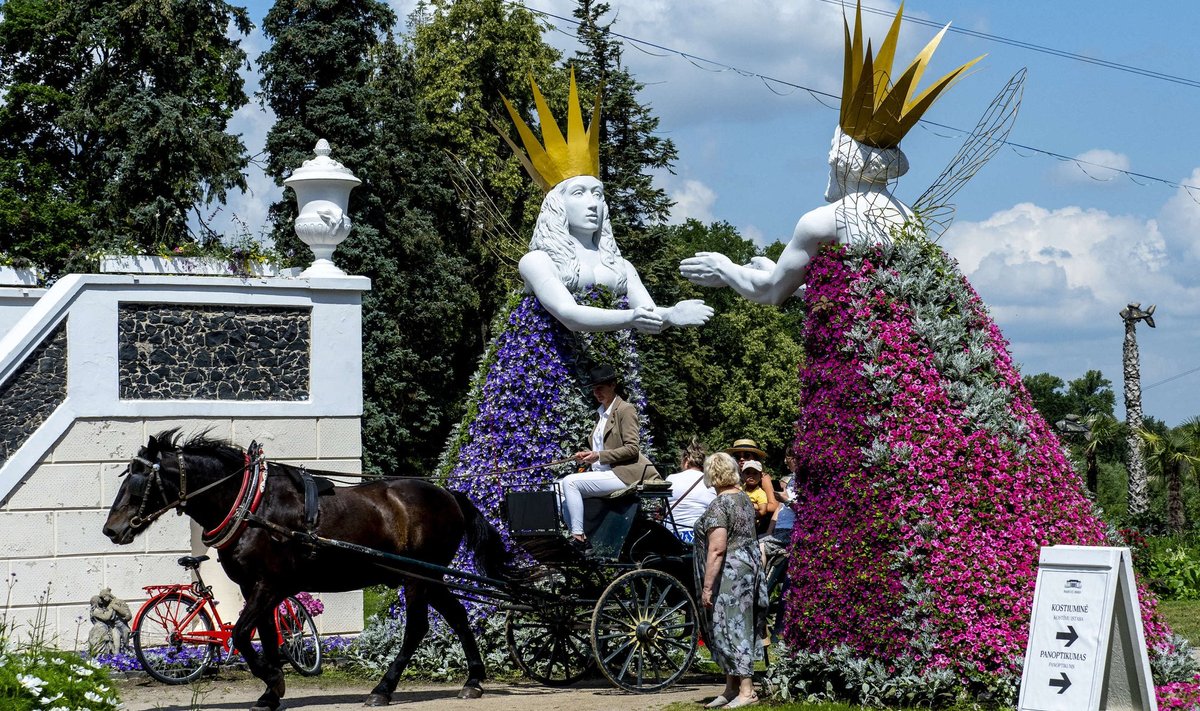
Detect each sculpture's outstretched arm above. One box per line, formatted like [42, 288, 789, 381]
[680, 206, 834, 305]
[519, 251, 664, 333]
[623, 260, 714, 329]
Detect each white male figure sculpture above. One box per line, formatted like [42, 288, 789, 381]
[680, 125, 916, 301]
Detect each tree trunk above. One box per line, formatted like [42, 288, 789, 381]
[1168, 461, 1187, 532]
[1086, 448, 1098, 495]
[1122, 316, 1148, 516]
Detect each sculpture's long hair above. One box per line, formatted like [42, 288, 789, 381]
[529, 180, 627, 294]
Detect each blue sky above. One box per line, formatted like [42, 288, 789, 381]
[230, 0, 1200, 425]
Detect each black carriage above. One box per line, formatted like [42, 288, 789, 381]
[498, 479, 701, 692]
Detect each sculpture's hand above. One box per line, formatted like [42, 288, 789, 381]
[668, 299, 714, 327]
[679, 252, 734, 288]
[747, 256, 776, 272]
[630, 306, 664, 334]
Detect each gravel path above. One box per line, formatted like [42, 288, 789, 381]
[115, 671, 724, 711]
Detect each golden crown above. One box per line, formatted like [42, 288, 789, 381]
[840, 2, 983, 149]
[500, 69, 601, 193]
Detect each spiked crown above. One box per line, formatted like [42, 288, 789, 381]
[840, 2, 983, 148]
[500, 69, 601, 193]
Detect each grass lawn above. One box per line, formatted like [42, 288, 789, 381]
[1159, 598, 1200, 645]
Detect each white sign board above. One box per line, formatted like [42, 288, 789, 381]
[1018, 546, 1157, 711]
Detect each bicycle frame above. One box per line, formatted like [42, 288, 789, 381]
[135, 584, 306, 653]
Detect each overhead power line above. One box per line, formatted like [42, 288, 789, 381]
[814, 0, 1200, 90]
[524, 3, 1200, 199]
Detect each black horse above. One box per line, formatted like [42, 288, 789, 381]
[103, 430, 510, 710]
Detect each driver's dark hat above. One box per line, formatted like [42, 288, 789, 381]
[584, 364, 619, 388]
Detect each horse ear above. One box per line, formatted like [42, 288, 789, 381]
[147, 435, 160, 454]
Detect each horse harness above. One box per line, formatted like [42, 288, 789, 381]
[125, 441, 324, 551]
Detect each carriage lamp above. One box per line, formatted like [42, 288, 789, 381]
[284, 139, 362, 278]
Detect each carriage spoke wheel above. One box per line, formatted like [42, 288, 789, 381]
[278, 596, 323, 676]
[505, 603, 594, 686]
[590, 569, 698, 692]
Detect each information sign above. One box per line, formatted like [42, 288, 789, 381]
[1018, 546, 1156, 711]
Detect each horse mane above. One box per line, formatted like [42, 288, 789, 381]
[151, 428, 246, 468]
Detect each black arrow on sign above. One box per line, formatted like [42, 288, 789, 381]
[1056, 625, 1079, 647]
[1049, 672, 1072, 694]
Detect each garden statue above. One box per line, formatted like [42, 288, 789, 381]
[676, 2, 1194, 704]
[87, 587, 131, 655]
[442, 70, 710, 541]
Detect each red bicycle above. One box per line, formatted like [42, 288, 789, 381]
[131, 555, 322, 684]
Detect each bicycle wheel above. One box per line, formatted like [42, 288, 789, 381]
[133, 592, 219, 684]
[278, 597, 322, 676]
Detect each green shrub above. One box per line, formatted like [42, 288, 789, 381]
[1145, 536, 1200, 600]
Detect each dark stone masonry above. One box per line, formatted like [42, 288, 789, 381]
[0, 323, 67, 468]
[118, 304, 311, 401]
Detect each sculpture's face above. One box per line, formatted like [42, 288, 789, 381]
[825, 128, 855, 202]
[561, 175, 604, 236]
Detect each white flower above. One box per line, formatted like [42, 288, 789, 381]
[40, 691, 64, 703]
[71, 665, 94, 676]
[84, 690, 107, 703]
[17, 673, 45, 694]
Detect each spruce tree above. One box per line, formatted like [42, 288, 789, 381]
[258, 0, 396, 263]
[258, 2, 482, 474]
[410, 0, 560, 323]
[570, 0, 677, 234]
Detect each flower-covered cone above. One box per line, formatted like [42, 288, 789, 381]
[440, 287, 648, 544]
[782, 236, 1188, 698]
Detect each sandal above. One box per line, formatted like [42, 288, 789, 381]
[703, 695, 730, 708]
[724, 694, 758, 709]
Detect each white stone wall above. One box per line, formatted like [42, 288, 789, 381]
[0, 416, 365, 649]
[0, 274, 372, 651]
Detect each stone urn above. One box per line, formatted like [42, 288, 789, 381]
[284, 139, 361, 278]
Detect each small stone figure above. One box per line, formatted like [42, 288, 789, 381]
[87, 587, 132, 655]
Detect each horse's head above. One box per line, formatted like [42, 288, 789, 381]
[103, 432, 179, 544]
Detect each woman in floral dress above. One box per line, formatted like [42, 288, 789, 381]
[695, 452, 767, 709]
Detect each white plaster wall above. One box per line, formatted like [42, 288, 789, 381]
[0, 287, 46, 337]
[0, 274, 372, 651]
[0, 416, 365, 650]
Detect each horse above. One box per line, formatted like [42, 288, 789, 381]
[102, 430, 510, 711]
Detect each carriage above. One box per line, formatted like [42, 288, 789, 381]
[103, 433, 705, 709]
[496, 479, 700, 692]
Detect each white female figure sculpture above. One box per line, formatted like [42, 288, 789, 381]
[443, 71, 709, 542]
[515, 83, 711, 333]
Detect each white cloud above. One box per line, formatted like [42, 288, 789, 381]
[1052, 148, 1130, 185]
[941, 184, 1200, 423]
[666, 179, 717, 224]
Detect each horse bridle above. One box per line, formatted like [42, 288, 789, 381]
[122, 450, 245, 529]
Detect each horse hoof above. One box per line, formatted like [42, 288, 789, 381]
[458, 685, 484, 699]
[364, 693, 391, 706]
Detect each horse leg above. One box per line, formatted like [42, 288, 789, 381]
[365, 585, 429, 707]
[428, 585, 486, 699]
[232, 588, 287, 711]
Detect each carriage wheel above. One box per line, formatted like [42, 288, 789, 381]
[590, 569, 698, 692]
[133, 593, 218, 684]
[278, 596, 323, 676]
[505, 603, 594, 686]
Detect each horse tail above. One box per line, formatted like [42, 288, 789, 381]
[451, 491, 512, 580]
